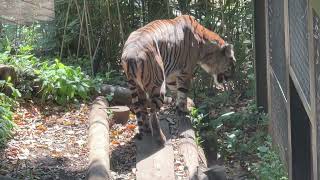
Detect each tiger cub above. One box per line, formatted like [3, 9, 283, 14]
[121, 15, 236, 145]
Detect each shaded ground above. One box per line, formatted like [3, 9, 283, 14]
[0, 98, 251, 180]
[0, 100, 191, 180]
[0, 100, 90, 179]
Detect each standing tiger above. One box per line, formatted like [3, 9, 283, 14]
[121, 15, 236, 145]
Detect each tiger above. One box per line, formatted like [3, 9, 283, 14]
[121, 15, 236, 145]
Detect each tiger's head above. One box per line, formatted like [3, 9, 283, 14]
[199, 41, 236, 84]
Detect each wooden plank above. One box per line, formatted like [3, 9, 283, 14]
[136, 119, 175, 180]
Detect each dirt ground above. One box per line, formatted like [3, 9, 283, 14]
[0, 99, 249, 180]
[0, 100, 192, 180]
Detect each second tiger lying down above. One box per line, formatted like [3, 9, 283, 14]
[121, 15, 236, 145]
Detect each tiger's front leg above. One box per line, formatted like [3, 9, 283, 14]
[176, 73, 191, 116]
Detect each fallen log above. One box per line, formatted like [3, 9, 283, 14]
[99, 84, 193, 107]
[178, 116, 205, 180]
[100, 84, 132, 106]
[177, 97, 227, 180]
[136, 119, 175, 180]
[178, 118, 228, 180]
[87, 96, 111, 180]
[176, 97, 223, 180]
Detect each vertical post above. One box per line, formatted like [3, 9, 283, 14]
[312, 2, 320, 180]
[253, 0, 268, 112]
[308, 0, 318, 179]
[283, 0, 292, 178]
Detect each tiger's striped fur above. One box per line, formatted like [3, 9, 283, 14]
[121, 15, 236, 145]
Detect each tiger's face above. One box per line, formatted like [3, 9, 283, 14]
[199, 42, 236, 84]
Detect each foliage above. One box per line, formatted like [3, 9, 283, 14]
[188, 107, 208, 145]
[0, 23, 57, 55]
[0, 46, 95, 105]
[0, 80, 20, 146]
[0, 94, 14, 146]
[36, 59, 92, 105]
[252, 138, 288, 180]
[190, 99, 288, 179]
[94, 62, 126, 87]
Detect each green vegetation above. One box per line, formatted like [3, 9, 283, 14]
[0, 47, 96, 104]
[189, 101, 288, 179]
[36, 59, 91, 104]
[0, 80, 20, 146]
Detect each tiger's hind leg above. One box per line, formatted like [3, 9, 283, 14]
[149, 85, 167, 145]
[128, 79, 149, 140]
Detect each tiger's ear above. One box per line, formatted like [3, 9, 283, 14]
[222, 43, 233, 57]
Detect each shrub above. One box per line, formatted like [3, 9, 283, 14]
[0, 80, 20, 146]
[252, 138, 288, 180]
[36, 59, 92, 104]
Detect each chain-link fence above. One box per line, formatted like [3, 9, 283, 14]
[264, 0, 320, 178]
[0, 0, 54, 25]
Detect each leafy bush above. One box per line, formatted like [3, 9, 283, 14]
[36, 59, 92, 104]
[0, 44, 96, 104]
[191, 100, 288, 179]
[252, 138, 288, 180]
[0, 95, 14, 145]
[0, 80, 20, 146]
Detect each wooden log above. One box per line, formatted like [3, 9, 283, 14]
[99, 84, 174, 106]
[178, 116, 203, 180]
[177, 97, 227, 180]
[100, 84, 132, 106]
[108, 105, 130, 125]
[136, 119, 175, 180]
[87, 96, 111, 180]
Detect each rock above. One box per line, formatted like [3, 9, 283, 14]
[0, 65, 17, 96]
[0, 65, 17, 84]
